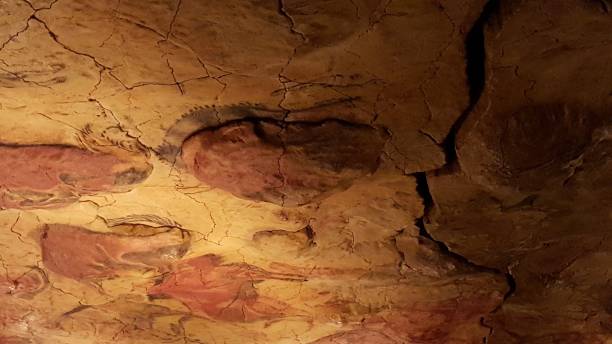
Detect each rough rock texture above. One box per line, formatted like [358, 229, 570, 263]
[425, 1, 612, 343]
[0, 0, 610, 343]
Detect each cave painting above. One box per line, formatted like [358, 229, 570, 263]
[148, 254, 305, 322]
[41, 224, 189, 280]
[0, 145, 151, 209]
[181, 120, 386, 206]
[0, 0, 610, 342]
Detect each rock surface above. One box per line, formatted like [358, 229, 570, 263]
[426, 1, 612, 343]
[0, 0, 609, 343]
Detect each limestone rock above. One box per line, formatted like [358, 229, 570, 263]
[426, 1, 612, 342]
[0, 0, 608, 343]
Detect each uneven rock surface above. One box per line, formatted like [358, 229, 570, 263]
[426, 1, 612, 343]
[0, 0, 609, 343]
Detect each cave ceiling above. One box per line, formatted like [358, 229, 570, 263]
[0, 0, 611, 343]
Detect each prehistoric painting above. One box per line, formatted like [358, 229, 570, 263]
[0, 1, 610, 343]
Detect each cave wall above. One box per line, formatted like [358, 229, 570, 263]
[0, 0, 610, 343]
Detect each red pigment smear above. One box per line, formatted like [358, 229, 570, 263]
[148, 254, 305, 322]
[41, 224, 187, 280]
[0, 302, 32, 339]
[0, 268, 46, 296]
[0, 336, 31, 344]
[0, 146, 122, 190]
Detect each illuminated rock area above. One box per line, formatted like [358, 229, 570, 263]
[0, 0, 610, 343]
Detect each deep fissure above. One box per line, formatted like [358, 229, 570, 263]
[441, 0, 501, 166]
[412, 1, 517, 340]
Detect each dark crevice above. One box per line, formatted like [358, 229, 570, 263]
[414, 172, 434, 212]
[413, 171, 517, 342]
[504, 271, 517, 300]
[480, 272, 516, 342]
[414, 173, 498, 274]
[596, 0, 610, 13]
[465, 0, 499, 104]
[441, 0, 501, 166]
[303, 224, 317, 247]
[392, 228, 406, 272]
[277, 0, 307, 42]
[419, 7, 516, 332]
